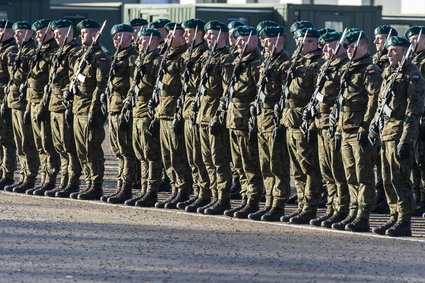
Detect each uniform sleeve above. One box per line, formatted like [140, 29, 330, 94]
[401, 74, 425, 143]
[89, 53, 110, 116]
[220, 54, 234, 97]
[360, 66, 382, 132]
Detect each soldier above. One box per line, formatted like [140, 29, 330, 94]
[276, 28, 324, 224]
[0, 20, 17, 190]
[43, 19, 82, 198]
[330, 30, 381, 232]
[289, 20, 314, 35]
[256, 20, 279, 55]
[192, 20, 234, 215]
[370, 36, 425, 236]
[122, 28, 162, 207]
[67, 19, 110, 201]
[149, 19, 171, 55]
[247, 26, 290, 222]
[129, 18, 148, 39]
[4, 21, 40, 193]
[227, 21, 244, 56]
[319, 28, 336, 35]
[24, 19, 60, 196]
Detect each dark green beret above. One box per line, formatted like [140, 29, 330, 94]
[182, 18, 205, 30]
[294, 27, 320, 39]
[77, 19, 101, 30]
[374, 25, 398, 36]
[164, 22, 183, 33]
[342, 30, 367, 48]
[130, 18, 148, 27]
[405, 26, 425, 39]
[0, 20, 14, 29]
[138, 28, 161, 38]
[12, 21, 32, 31]
[256, 20, 279, 32]
[289, 21, 314, 34]
[227, 21, 244, 30]
[111, 24, 134, 36]
[51, 19, 74, 31]
[385, 36, 411, 49]
[318, 31, 342, 46]
[31, 19, 51, 32]
[233, 25, 257, 38]
[259, 26, 284, 38]
[149, 18, 171, 29]
[319, 27, 336, 35]
[347, 28, 361, 33]
[204, 21, 228, 33]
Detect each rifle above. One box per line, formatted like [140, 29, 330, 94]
[190, 29, 222, 126]
[19, 22, 51, 102]
[248, 33, 281, 139]
[172, 25, 199, 131]
[328, 31, 363, 140]
[300, 28, 348, 136]
[368, 30, 421, 146]
[0, 20, 8, 53]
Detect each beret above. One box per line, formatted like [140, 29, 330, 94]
[259, 26, 285, 38]
[227, 21, 244, 30]
[256, 20, 279, 32]
[138, 27, 161, 38]
[346, 27, 361, 33]
[405, 26, 425, 39]
[77, 19, 101, 30]
[31, 19, 51, 32]
[12, 21, 32, 31]
[149, 18, 171, 28]
[164, 22, 183, 33]
[318, 31, 342, 46]
[130, 18, 148, 27]
[204, 21, 228, 33]
[294, 27, 320, 39]
[342, 30, 367, 48]
[319, 27, 336, 35]
[0, 20, 14, 29]
[385, 36, 411, 48]
[182, 18, 205, 30]
[233, 25, 257, 38]
[110, 23, 134, 36]
[51, 19, 74, 31]
[289, 21, 313, 34]
[374, 25, 398, 36]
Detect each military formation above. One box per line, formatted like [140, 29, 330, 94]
[0, 16, 425, 238]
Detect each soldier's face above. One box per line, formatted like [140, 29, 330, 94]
[205, 29, 226, 48]
[229, 30, 237, 47]
[14, 29, 32, 45]
[347, 41, 368, 60]
[409, 35, 425, 52]
[113, 32, 132, 49]
[297, 37, 317, 54]
[54, 27, 73, 46]
[137, 35, 159, 52]
[155, 27, 167, 42]
[0, 28, 14, 42]
[80, 28, 98, 46]
[373, 34, 387, 52]
[388, 46, 407, 66]
[183, 28, 199, 44]
[322, 41, 337, 60]
[35, 27, 54, 44]
[263, 37, 284, 54]
[236, 35, 258, 53]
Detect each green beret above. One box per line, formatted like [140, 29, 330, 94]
[138, 28, 161, 38]
[318, 31, 342, 46]
[182, 18, 205, 30]
[227, 21, 244, 30]
[294, 27, 320, 39]
[130, 18, 148, 27]
[233, 25, 257, 38]
[319, 27, 336, 35]
[374, 25, 398, 36]
[164, 22, 183, 33]
[385, 36, 411, 49]
[12, 21, 32, 31]
[405, 26, 425, 39]
[110, 24, 134, 36]
[289, 21, 314, 34]
[204, 21, 228, 33]
[31, 19, 51, 32]
[347, 28, 361, 33]
[0, 20, 14, 29]
[342, 30, 367, 48]
[149, 18, 171, 29]
[256, 20, 279, 32]
[51, 19, 74, 31]
[77, 19, 101, 30]
[259, 26, 284, 38]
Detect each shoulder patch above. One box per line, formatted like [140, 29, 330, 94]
[256, 65, 261, 69]
[11, 53, 16, 57]
[100, 57, 107, 61]
[224, 62, 232, 67]
[367, 69, 376, 75]
[412, 75, 421, 81]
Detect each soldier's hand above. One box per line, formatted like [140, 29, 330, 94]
[356, 131, 369, 148]
[190, 101, 198, 112]
[123, 101, 132, 111]
[36, 109, 48, 124]
[368, 123, 379, 141]
[63, 90, 73, 101]
[219, 100, 226, 111]
[88, 114, 96, 128]
[100, 93, 107, 104]
[302, 107, 312, 122]
[249, 104, 257, 117]
[397, 142, 412, 160]
[148, 98, 157, 110]
[333, 131, 342, 152]
[273, 103, 281, 118]
[307, 129, 317, 145]
[23, 110, 31, 125]
[209, 119, 221, 136]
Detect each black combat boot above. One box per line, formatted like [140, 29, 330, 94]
[55, 185, 80, 198]
[164, 191, 190, 209]
[204, 199, 230, 215]
[385, 220, 412, 237]
[280, 208, 302, 222]
[14, 182, 35, 193]
[248, 206, 271, 221]
[261, 207, 285, 222]
[33, 183, 55, 196]
[45, 182, 67, 197]
[0, 178, 14, 190]
[185, 198, 211, 213]
[345, 217, 370, 232]
[77, 183, 103, 200]
[25, 183, 43, 195]
[224, 198, 247, 217]
[310, 211, 333, 226]
[177, 196, 197, 210]
[155, 190, 177, 208]
[135, 191, 158, 207]
[70, 182, 91, 199]
[372, 217, 398, 235]
[233, 202, 259, 219]
[4, 181, 23, 192]
[124, 192, 145, 206]
[289, 211, 316, 224]
[321, 213, 348, 228]
[100, 181, 122, 202]
[107, 184, 133, 204]
[331, 214, 356, 230]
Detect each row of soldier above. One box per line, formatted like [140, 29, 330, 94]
[0, 17, 424, 238]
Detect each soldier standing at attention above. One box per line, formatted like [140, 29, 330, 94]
[149, 19, 171, 55]
[129, 18, 148, 40]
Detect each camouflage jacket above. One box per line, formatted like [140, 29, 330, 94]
[0, 38, 16, 102]
[372, 50, 389, 71]
[412, 49, 425, 77]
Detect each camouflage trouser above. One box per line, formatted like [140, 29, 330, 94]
[184, 120, 210, 199]
[11, 108, 40, 184]
[381, 141, 415, 222]
[132, 117, 162, 193]
[286, 127, 322, 213]
[73, 114, 105, 186]
[0, 105, 16, 179]
[318, 128, 349, 215]
[160, 119, 191, 194]
[108, 113, 136, 186]
[257, 128, 290, 209]
[415, 126, 425, 191]
[51, 111, 82, 186]
[30, 103, 60, 185]
[229, 128, 263, 204]
[341, 129, 375, 219]
[199, 124, 231, 200]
